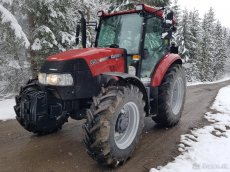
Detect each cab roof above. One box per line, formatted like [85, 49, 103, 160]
[101, 4, 163, 18]
[99, 4, 176, 24]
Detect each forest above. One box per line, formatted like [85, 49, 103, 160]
[0, 0, 229, 95]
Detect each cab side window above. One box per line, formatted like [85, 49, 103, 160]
[141, 16, 169, 79]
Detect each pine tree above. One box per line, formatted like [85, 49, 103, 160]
[171, 0, 180, 20]
[23, 0, 79, 75]
[1, 0, 230, 95]
[224, 30, 230, 75]
[176, 9, 191, 60]
[0, 1, 30, 93]
[213, 21, 227, 79]
[142, 0, 171, 6]
[197, 8, 216, 81]
[81, 0, 109, 44]
[187, 10, 201, 81]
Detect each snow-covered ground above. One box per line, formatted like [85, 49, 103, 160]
[150, 85, 230, 172]
[0, 99, 15, 121]
[187, 76, 230, 86]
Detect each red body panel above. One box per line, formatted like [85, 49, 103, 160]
[47, 48, 125, 76]
[151, 53, 182, 87]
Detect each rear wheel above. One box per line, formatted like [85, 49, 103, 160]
[83, 85, 145, 167]
[153, 64, 186, 127]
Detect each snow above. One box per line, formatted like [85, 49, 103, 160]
[0, 99, 15, 121]
[187, 76, 230, 86]
[31, 25, 58, 51]
[150, 85, 230, 172]
[48, 5, 58, 18]
[212, 86, 230, 114]
[0, 4, 30, 48]
[8, 60, 21, 69]
[61, 31, 75, 45]
[31, 38, 42, 51]
[0, 81, 7, 88]
[0, 0, 13, 5]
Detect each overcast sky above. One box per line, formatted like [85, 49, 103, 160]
[178, 0, 230, 27]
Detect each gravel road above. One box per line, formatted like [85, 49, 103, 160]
[0, 80, 230, 172]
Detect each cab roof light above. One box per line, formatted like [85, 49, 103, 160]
[97, 11, 104, 17]
[135, 4, 144, 11]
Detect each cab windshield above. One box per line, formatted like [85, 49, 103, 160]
[97, 13, 143, 54]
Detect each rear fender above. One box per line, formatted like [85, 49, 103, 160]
[100, 72, 150, 115]
[151, 54, 182, 87]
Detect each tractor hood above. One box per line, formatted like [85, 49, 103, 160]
[43, 48, 125, 76]
[47, 48, 124, 62]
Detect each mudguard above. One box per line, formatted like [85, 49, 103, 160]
[101, 72, 150, 115]
[151, 53, 182, 87]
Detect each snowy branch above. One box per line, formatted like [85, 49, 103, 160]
[0, 4, 30, 48]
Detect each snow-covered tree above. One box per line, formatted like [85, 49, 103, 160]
[175, 9, 202, 81]
[25, 0, 77, 68]
[171, 0, 180, 20]
[0, 3, 29, 48]
[176, 9, 191, 60]
[1, 1, 230, 95]
[213, 21, 227, 79]
[80, 0, 110, 45]
[197, 8, 216, 81]
[140, 0, 171, 6]
[0, 1, 30, 94]
[25, 0, 109, 72]
[186, 10, 201, 81]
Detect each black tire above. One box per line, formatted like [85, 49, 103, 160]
[15, 80, 66, 136]
[83, 85, 145, 167]
[153, 64, 186, 127]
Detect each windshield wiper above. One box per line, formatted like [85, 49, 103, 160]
[103, 44, 119, 48]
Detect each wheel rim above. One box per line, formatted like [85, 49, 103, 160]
[171, 77, 184, 115]
[114, 102, 140, 150]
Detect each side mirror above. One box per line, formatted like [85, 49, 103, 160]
[172, 26, 177, 32]
[162, 8, 174, 29]
[162, 8, 176, 40]
[170, 42, 179, 54]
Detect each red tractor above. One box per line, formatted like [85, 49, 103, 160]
[14, 4, 186, 167]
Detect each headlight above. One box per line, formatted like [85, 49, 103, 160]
[38, 73, 73, 86]
[38, 73, 46, 85]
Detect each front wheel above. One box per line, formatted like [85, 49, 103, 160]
[83, 85, 145, 167]
[153, 64, 186, 127]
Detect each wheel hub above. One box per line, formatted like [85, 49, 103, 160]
[114, 102, 140, 150]
[171, 77, 184, 115]
[116, 110, 129, 134]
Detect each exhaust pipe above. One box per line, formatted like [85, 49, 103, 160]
[76, 11, 87, 48]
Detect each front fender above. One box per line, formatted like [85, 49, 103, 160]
[100, 72, 150, 115]
[151, 54, 182, 87]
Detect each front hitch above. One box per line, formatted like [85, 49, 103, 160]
[14, 80, 68, 134]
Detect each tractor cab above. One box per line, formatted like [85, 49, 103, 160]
[77, 4, 177, 81]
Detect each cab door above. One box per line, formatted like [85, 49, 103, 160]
[141, 16, 169, 81]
